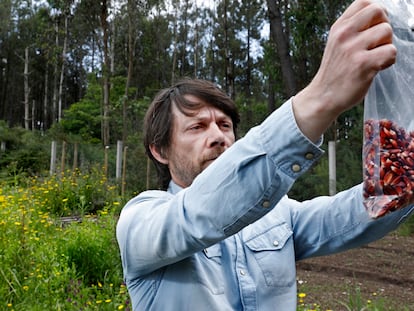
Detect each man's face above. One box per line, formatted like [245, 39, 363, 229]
[164, 95, 235, 188]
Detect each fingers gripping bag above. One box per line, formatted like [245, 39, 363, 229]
[363, 0, 414, 218]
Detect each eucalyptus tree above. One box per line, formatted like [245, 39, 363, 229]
[212, 0, 243, 98]
[131, 3, 173, 92]
[264, 0, 360, 197]
[33, 7, 56, 130]
[195, 4, 217, 82]
[0, 0, 33, 127]
[14, 2, 37, 130]
[233, 0, 266, 126]
[99, 0, 111, 147]
[265, 0, 296, 97]
[169, 0, 197, 83]
[0, 0, 12, 123]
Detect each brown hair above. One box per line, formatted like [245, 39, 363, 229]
[143, 78, 240, 190]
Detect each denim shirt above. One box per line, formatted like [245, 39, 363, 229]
[116, 99, 414, 311]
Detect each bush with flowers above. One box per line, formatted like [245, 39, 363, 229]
[0, 169, 130, 310]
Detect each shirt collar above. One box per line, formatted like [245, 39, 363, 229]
[167, 180, 183, 194]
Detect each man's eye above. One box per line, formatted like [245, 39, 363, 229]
[189, 124, 202, 130]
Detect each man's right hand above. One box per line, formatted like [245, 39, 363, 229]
[292, 0, 397, 143]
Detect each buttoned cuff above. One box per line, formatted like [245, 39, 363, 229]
[258, 98, 324, 179]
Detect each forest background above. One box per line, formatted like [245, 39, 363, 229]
[1, 0, 413, 309]
[0, 0, 364, 197]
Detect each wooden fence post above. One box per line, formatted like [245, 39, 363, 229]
[73, 142, 78, 171]
[116, 140, 123, 180]
[121, 146, 128, 195]
[60, 141, 66, 173]
[50, 141, 57, 175]
[104, 145, 109, 178]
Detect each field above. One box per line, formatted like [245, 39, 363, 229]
[296, 232, 414, 310]
[1, 170, 413, 310]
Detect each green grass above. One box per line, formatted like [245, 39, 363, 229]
[1, 169, 413, 310]
[0, 170, 130, 310]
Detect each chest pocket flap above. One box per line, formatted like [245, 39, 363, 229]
[203, 243, 222, 259]
[245, 222, 292, 252]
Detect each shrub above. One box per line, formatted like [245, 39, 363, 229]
[0, 181, 130, 310]
[30, 167, 122, 217]
[58, 214, 122, 285]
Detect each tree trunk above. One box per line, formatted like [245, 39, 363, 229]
[171, 3, 178, 84]
[223, 0, 236, 100]
[58, 13, 69, 122]
[100, 0, 111, 146]
[194, 23, 198, 77]
[267, 69, 276, 113]
[180, 0, 190, 77]
[43, 61, 49, 130]
[31, 100, 35, 130]
[122, 0, 134, 143]
[52, 19, 59, 124]
[245, 4, 252, 125]
[23, 46, 30, 130]
[266, 0, 297, 97]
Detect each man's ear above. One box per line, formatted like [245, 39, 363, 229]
[149, 144, 169, 165]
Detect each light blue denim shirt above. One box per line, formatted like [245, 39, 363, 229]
[116, 99, 413, 311]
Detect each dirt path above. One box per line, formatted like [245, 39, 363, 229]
[296, 233, 414, 310]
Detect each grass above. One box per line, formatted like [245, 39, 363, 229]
[0, 169, 130, 310]
[296, 287, 387, 311]
[296, 277, 413, 311]
[1, 168, 413, 310]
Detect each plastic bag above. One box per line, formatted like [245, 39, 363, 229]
[363, 0, 414, 218]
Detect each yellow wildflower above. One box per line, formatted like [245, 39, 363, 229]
[298, 292, 306, 298]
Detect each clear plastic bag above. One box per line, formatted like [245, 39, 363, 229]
[363, 0, 414, 218]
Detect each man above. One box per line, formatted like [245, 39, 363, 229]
[116, 0, 413, 310]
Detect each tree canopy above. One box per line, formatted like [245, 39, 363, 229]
[0, 0, 362, 195]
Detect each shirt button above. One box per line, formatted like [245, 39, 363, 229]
[273, 240, 279, 247]
[292, 164, 301, 172]
[262, 200, 270, 208]
[240, 270, 246, 276]
[305, 152, 314, 160]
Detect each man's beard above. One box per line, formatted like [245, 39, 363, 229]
[171, 148, 226, 187]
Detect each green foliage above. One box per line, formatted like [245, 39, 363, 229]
[58, 74, 103, 143]
[123, 133, 154, 192]
[289, 165, 328, 200]
[58, 215, 121, 285]
[398, 217, 414, 236]
[30, 167, 121, 217]
[0, 177, 129, 310]
[289, 105, 364, 200]
[0, 127, 50, 182]
[236, 98, 269, 135]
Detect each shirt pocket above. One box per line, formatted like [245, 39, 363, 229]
[195, 244, 225, 295]
[245, 223, 295, 288]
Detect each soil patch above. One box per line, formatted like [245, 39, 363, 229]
[296, 232, 414, 310]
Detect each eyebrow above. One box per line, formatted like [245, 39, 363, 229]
[192, 111, 232, 123]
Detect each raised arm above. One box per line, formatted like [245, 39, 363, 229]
[293, 0, 397, 142]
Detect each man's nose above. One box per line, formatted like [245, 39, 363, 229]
[207, 123, 226, 147]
